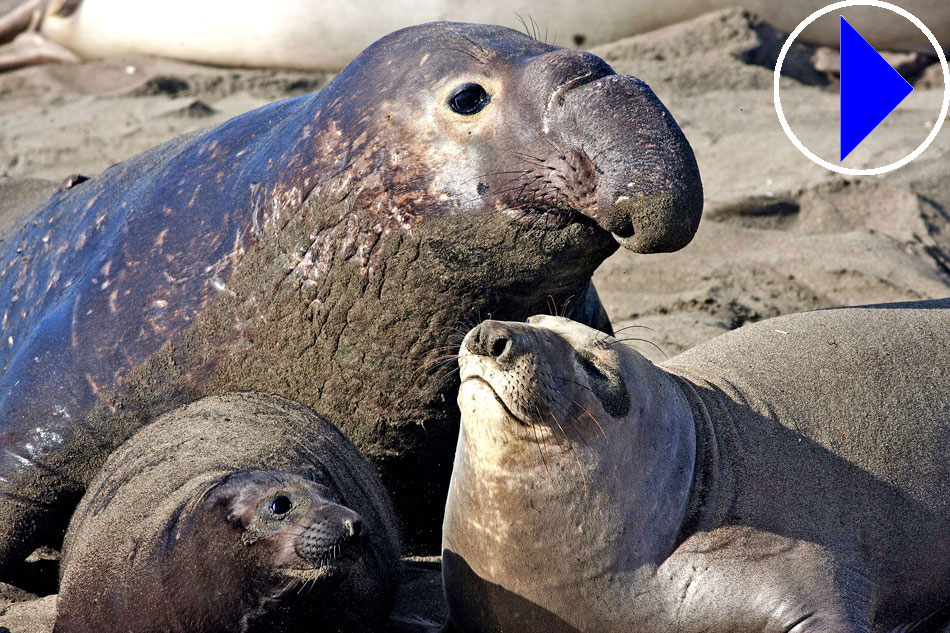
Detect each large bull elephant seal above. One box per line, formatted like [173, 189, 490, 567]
[444, 304, 950, 633]
[0, 20, 703, 567]
[54, 392, 400, 633]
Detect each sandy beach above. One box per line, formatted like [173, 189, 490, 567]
[1, 7, 948, 631]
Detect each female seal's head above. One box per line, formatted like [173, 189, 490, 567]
[445, 316, 698, 633]
[456, 315, 639, 458]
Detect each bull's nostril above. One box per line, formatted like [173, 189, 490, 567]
[490, 335, 510, 360]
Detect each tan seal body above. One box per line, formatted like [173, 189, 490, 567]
[1, 0, 946, 72]
[443, 303, 950, 633]
[54, 392, 400, 633]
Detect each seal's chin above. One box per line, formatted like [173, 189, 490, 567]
[459, 377, 530, 428]
[282, 563, 339, 583]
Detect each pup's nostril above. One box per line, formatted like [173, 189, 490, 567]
[343, 517, 363, 539]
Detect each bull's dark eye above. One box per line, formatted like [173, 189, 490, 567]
[269, 495, 292, 515]
[449, 83, 490, 115]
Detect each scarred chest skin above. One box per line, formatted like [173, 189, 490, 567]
[0, 21, 703, 567]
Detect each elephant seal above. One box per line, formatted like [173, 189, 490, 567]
[54, 392, 400, 633]
[0, 0, 946, 73]
[0, 21, 702, 567]
[443, 304, 950, 633]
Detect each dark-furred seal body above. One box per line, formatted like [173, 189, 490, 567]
[0, 21, 702, 565]
[444, 305, 950, 633]
[54, 392, 400, 633]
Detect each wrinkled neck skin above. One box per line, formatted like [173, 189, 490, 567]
[443, 354, 697, 633]
[87, 193, 616, 552]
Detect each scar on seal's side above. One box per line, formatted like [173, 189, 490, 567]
[54, 392, 400, 633]
[444, 302, 950, 633]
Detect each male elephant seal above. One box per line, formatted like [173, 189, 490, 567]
[0, 0, 947, 72]
[54, 392, 400, 633]
[444, 304, 950, 633]
[0, 21, 702, 567]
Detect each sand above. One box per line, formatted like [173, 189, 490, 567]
[0, 7, 947, 631]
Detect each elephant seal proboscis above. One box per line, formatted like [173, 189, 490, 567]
[54, 392, 400, 633]
[0, 0, 946, 73]
[0, 20, 703, 564]
[444, 304, 950, 633]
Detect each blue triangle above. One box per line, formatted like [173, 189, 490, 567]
[840, 16, 913, 161]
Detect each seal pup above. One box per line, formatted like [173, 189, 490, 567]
[0, 21, 703, 564]
[0, 1, 946, 73]
[54, 392, 401, 633]
[443, 305, 950, 633]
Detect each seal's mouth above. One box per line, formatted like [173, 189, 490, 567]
[461, 376, 531, 428]
[281, 536, 363, 586]
[282, 563, 339, 583]
[506, 146, 602, 232]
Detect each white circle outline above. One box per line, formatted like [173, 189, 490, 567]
[774, 0, 950, 175]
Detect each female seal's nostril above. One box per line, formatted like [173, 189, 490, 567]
[490, 335, 510, 360]
[467, 321, 517, 361]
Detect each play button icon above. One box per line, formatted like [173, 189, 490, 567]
[839, 16, 914, 160]
[774, 0, 950, 176]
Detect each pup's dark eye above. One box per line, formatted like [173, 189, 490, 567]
[268, 495, 293, 515]
[449, 83, 490, 115]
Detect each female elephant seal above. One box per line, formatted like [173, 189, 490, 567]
[444, 302, 950, 633]
[54, 392, 400, 633]
[0, 21, 702, 566]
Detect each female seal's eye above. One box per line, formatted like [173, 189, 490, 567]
[576, 352, 608, 382]
[449, 83, 490, 115]
[268, 495, 292, 515]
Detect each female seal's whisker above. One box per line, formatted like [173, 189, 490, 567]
[531, 405, 555, 487]
[558, 294, 576, 318]
[547, 373, 599, 400]
[430, 366, 462, 392]
[566, 395, 607, 438]
[549, 399, 593, 447]
[549, 409, 589, 494]
[608, 336, 667, 358]
[411, 355, 460, 382]
[612, 323, 657, 335]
